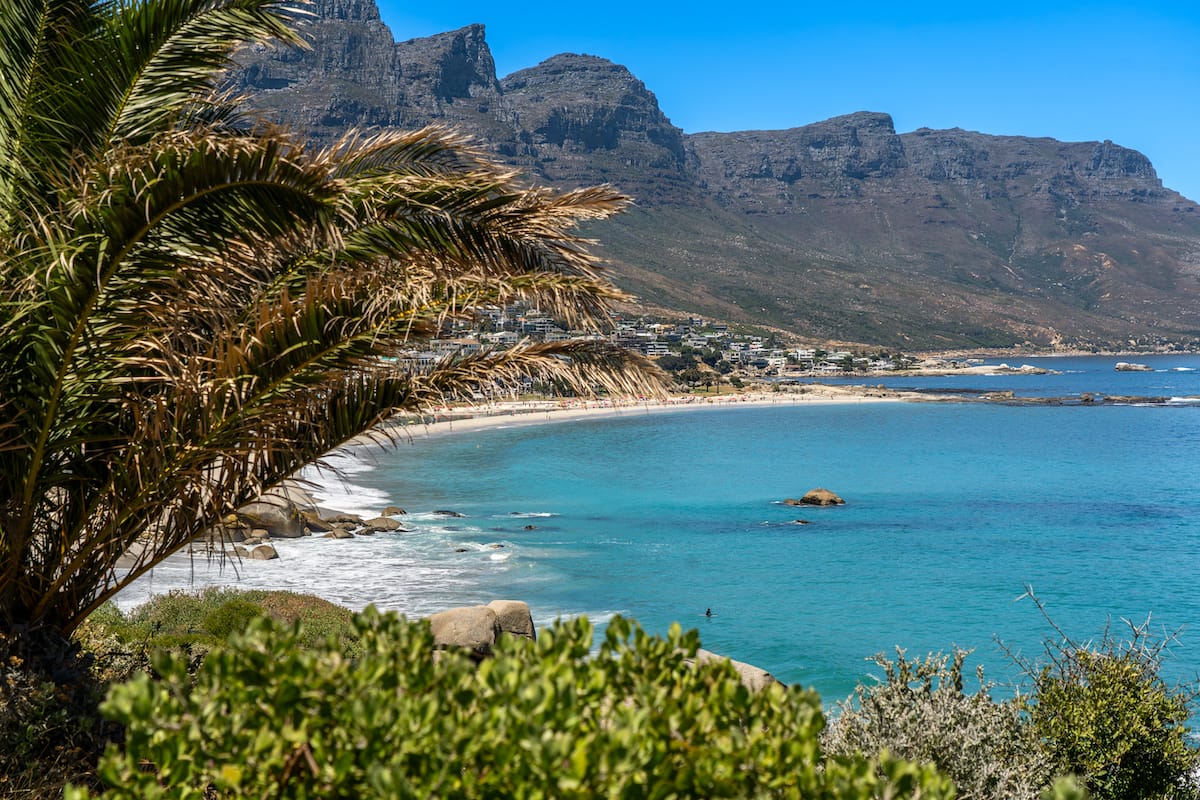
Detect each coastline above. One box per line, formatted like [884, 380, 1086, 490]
[342, 384, 909, 451]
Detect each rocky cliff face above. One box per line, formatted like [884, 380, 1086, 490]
[498, 55, 693, 203]
[229, 1, 1200, 350]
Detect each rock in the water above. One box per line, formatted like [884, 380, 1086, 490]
[785, 488, 845, 506]
[487, 600, 536, 641]
[200, 523, 247, 544]
[1115, 361, 1153, 372]
[323, 529, 355, 539]
[249, 544, 279, 560]
[364, 516, 403, 531]
[327, 513, 365, 525]
[429, 606, 499, 659]
[690, 649, 782, 692]
[434, 509, 466, 518]
[237, 499, 306, 538]
[302, 512, 334, 533]
[382, 505, 407, 516]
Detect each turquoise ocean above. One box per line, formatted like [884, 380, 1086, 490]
[119, 354, 1200, 703]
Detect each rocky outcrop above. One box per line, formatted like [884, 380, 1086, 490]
[499, 54, 693, 203]
[689, 649, 782, 692]
[785, 489, 845, 507]
[249, 544, 279, 560]
[1115, 361, 1153, 371]
[237, 499, 306, 538]
[486, 600, 535, 640]
[429, 600, 537, 660]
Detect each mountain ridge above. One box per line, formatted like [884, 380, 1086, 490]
[231, 5, 1200, 350]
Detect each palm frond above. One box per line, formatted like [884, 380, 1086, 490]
[108, 0, 309, 144]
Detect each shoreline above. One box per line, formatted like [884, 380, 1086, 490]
[342, 384, 909, 450]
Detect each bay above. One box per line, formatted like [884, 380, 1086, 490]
[118, 355, 1200, 702]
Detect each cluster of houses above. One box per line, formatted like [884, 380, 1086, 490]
[398, 304, 922, 383]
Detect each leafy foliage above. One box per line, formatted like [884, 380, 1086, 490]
[74, 589, 359, 684]
[0, 0, 663, 653]
[79, 610, 954, 799]
[824, 648, 1053, 800]
[0, 633, 115, 798]
[1014, 598, 1200, 800]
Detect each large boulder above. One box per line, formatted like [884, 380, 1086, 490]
[364, 516, 403, 531]
[302, 511, 334, 533]
[487, 600, 536, 641]
[785, 488, 845, 507]
[248, 544, 279, 560]
[689, 649, 782, 692]
[237, 499, 306, 538]
[429, 606, 500, 660]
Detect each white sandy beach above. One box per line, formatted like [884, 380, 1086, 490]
[350, 384, 909, 447]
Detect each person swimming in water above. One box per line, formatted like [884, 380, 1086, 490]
[705, 608, 712, 617]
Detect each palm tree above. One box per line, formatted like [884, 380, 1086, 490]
[0, 0, 663, 669]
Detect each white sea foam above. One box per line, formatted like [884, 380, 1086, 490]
[116, 527, 522, 618]
[298, 451, 394, 517]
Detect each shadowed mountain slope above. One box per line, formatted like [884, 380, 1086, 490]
[231, 1, 1200, 350]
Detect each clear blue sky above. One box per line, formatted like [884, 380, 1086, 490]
[375, 1, 1200, 201]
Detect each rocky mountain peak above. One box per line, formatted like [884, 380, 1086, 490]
[310, 0, 380, 22]
[497, 53, 692, 202]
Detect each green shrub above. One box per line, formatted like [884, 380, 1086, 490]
[76, 590, 360, 682]
[0, 634, 114, 798]
[202, 598, 264, 639]
[824, 648, 1053, 800]
[1025, 618, 1199, 800]
[80, 610, 954, 798]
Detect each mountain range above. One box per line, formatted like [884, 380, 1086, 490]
[231, 1, 1200, 350]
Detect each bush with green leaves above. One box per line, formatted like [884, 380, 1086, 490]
[1021, 615, 1199, 800]
[75, 610, 953, 799]
[824, 648, 1053, 800]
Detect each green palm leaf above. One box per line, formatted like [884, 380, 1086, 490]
[0, 0, 664, 655]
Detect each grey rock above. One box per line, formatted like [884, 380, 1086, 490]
[429, 606, 499, 659]
[486, 600, 536, 641]
[302, 512, 334, 532]
[690, 649, 782, 692]
[237, 500, 305, 538]
[249, 544, 279, 560]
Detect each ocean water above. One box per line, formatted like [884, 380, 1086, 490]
[118, 355, 1200, 703]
